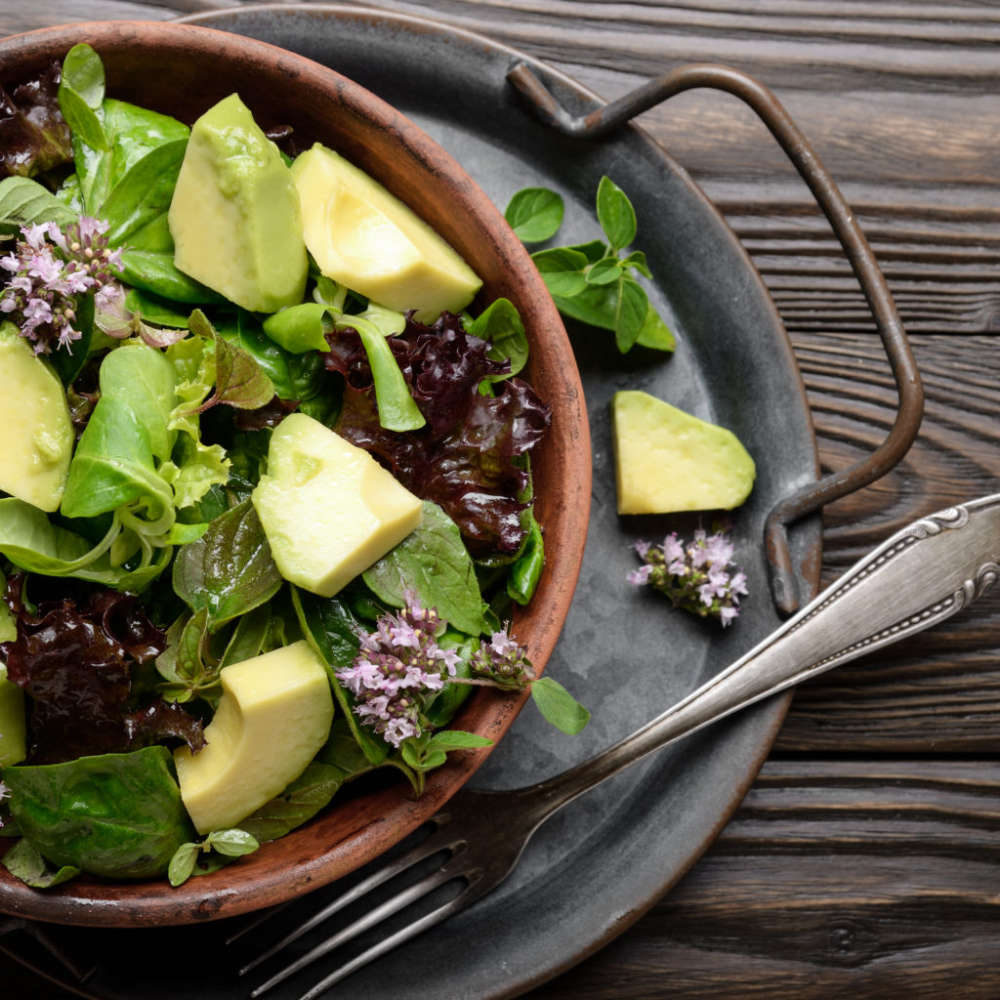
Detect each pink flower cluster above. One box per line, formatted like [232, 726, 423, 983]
[0, 218, 123, 354]
[629, 529, 748, 626]
[470, 628, 536, 689]
[337, 593, 461, 747]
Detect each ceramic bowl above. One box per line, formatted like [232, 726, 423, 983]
[0, 20, 590, 926]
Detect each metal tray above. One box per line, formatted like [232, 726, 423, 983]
[2, 4, 918, 997]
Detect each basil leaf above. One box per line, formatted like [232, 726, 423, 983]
[530, 676, 590, 735]
[118, 249, 220, 304]
[237, 761, 344, 843]
[507, 512, 544, 605]
[172, 498, 282, 630]
[213, 311, 296, 399]
[58, 84, 107, 152]
[504, 187, 564, 242]
[124, 289, 190, 329]
[102, 139, 187, 246]
[363, 501, 488, 636]
[531, 247, 589, 297]
[61, 43, 105, 109]
[3, 746, 194, 878]
[614, 277, 648, 353]
[211, 327, 276, 411]
[596, 175, 637, 250]
[425, 730, 493, 751]
[0, 176, 78, 234]
[290, 585, 390, 767]
[1, 838, 79, 889]
[551, 285, 675, 352]
[465, 297, 528, 379]
[220, 603, 273, 668]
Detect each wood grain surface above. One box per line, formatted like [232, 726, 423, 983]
[2, 1, 999, 998]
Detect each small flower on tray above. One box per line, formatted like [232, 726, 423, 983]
[629, 529, 748, 626]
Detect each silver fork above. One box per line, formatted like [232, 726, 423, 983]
[236, 493, 1000, 1000]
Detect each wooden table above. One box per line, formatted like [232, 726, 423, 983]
[3, 2, 999, 997]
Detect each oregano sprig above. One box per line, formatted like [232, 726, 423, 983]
[168, 827, 260, 887]
[506, 176, 675, 354]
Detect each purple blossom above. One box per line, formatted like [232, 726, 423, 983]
[336, 592, 459, 747]
[339, 593, 537, 747]
[629, 529, 748, 627]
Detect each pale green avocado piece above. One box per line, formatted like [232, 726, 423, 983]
[612, 390, 755, 515]
[251, 413, 423, 598]
[173, 641, 333, 834]
[168, 93, 308, 313]
[0, 322, 74, 513]
[291, 143, 482, 322]
[0, 664, 27, 767]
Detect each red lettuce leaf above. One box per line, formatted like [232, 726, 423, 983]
[0, 575, 203, 763]
[0, 63, 73, 179]
[326, 313, 551, 556]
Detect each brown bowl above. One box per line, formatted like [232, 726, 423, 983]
[0, 20, 590, 926]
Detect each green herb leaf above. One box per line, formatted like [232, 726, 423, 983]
[167, 841, 199, 887]
[290, 586, 390, 767]
[187, 310, 276, 412]
[596, 175, 637, 250]
[584, 257, 622, 287]
[58, 84, 107, 152]
[2, 746, 194, 878]
[425, 730, 493, 751]
[206, 828, 259, 858]
[0, 176, 78, 234]
[531, 247, 589, 298]
[363, 501, 488, 636]
[61, 43, 106, 109]
[117, 250, 220, 304]
[172, 498, 282, 630]
[101, 139, 187, 246]
[1, 838, 79, 889]
[504, 187, 564, 242]
[614, 277, 649, 354]
[530, 676, 590, 735]
[238, 761, 345, 843]
[622, 249, 652, 279]
[507, 512, 544, 605]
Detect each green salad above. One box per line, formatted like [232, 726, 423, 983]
[0, 43, 587, 890]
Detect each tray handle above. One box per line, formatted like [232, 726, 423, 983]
[507, 61, 924, 616]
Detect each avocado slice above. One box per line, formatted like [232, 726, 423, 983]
[168, 94, 308, 313]
[173, 641, 333, 834]
[251, 413, 423, 598]
[291, 143, 482, 322]
[0, 322, 74, 513]
[612, 390, 755, 515]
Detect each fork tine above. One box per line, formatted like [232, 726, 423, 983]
[248, 864, 463, 998]
[238, 828, 461, 977]
[294, 882, 481, 1000]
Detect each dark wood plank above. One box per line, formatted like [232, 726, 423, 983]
[529, 759, 1000, 998]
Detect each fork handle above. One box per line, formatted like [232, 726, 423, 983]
[527, 494, 1000, 818]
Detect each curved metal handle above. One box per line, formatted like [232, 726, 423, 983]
[507, 61, 925, 615]
[527, 494, 1000, 818]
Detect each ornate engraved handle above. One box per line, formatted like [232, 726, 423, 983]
[531, 495, 1000, 812]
